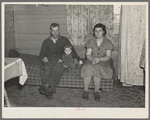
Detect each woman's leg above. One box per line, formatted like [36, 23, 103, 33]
[82, 76, 91, 99]
[93, 76, 101, 100]
[93, 77, 101, 92]
[83, 77, 91, 91]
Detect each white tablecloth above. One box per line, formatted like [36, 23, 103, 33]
[4, 58, 28, 107]
[5, 58, 28, 85]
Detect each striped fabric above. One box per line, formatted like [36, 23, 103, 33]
[20, 54, 113, 92]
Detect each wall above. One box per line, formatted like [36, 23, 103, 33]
[14, 5, 68, 55]
[5, 4, 16, 57]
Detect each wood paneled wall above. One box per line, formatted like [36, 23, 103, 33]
[14, 5, 68, 55]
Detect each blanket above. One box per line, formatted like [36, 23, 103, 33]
[9, 49, 114, 92]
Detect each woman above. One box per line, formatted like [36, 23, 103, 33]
[81, 23, 114, 100]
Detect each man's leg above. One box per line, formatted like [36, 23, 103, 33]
[43, 63, 63, 99]
[39, 61, 54, 98]
[51, 70, 64, 90]
[40, 62, 53, 85]
[49, 63, 64, 92]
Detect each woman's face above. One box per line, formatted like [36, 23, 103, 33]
[94, 27, 104, 39]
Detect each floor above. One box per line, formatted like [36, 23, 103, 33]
[4, 78, 145, 107]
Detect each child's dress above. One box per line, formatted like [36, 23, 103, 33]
[62, 53, 75, 69]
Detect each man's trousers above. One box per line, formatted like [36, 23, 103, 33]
[40, 61, 64, 92]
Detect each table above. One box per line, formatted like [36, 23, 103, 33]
[4, 58, 28, 107]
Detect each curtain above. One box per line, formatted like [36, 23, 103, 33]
[89, 5, 114, 42]
[118, 5, 146, 86]
[66, 5, 89, 46]
[66, 5, 114, 45]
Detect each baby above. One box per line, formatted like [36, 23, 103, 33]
[58, 44, 83, 71]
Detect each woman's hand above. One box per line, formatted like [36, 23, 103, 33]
[42, 57, 49, 63]
[92, 57, 100, 64]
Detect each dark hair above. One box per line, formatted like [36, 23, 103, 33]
[64, 44, 72, 50]
[50, 23, 60, 30]
[93, 23, 107, 36]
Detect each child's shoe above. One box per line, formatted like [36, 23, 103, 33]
[62, 67, 69, 72]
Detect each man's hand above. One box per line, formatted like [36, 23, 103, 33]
[79, 60, 83, 65]
[42, 57, 49, 63]
[92, 57, 100, 64]
[58, 59, 63, 63]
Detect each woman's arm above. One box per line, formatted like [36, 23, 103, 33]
[86, 48, 93, 61]
[92, 50, 112, 64]
[99, 50, 112, 61]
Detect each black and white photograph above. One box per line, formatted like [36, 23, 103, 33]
[2, 2, 149, 118]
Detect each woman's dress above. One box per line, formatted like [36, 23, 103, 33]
[81, 37, 114, 79]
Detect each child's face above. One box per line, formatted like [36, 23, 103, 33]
[64, 48, 72, 55]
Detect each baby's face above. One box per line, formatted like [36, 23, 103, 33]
[64, 48, 72, 55]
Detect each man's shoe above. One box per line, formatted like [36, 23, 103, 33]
[49, 84, 56, 93]
[94, 92, 100, 100]
[39, 88, 45, 95]
[39, 85, 46, 95]
[46, 94, 53, 99]
[45, 87, 54, 99]
[82, 91, 89, 100]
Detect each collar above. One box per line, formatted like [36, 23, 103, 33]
[93, 36, 107, 48]
[49, 35, 60, 43]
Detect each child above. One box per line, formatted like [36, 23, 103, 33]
[58, 44, 83, 70]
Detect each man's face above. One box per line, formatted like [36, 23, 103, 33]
[64, 48, 72, 55]
[50, 26, 60, 38]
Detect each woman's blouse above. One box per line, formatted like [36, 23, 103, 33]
[85, 36, 114, 57]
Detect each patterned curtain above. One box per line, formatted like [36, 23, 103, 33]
[89, 5, 114, 42]
[118, 5, 146, 86]
[66, 5, 89, 46]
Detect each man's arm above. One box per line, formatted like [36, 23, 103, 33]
[39, 41, 47, 63]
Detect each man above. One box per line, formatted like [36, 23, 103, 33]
[39, 23, 82, 99]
